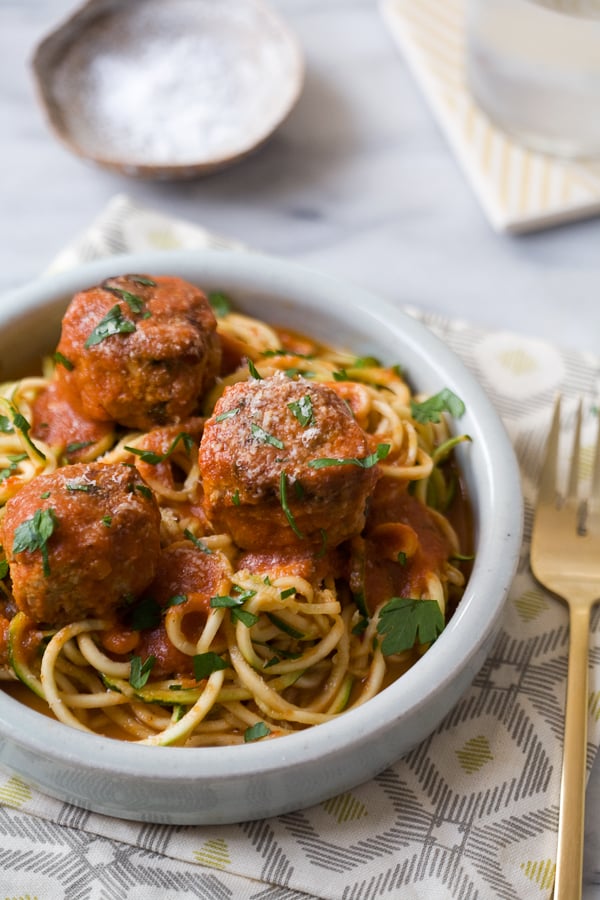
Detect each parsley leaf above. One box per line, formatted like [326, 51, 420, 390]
[129, 655, 156, 689]
[184, 528, 212, 553]
[12, 507, 58, 577]
[308, 443, 390, 469]
[125, 595, 162, 630]
[0, 415, 14, 434]
[208, 291, 232, 318]
[0, 453, 27, 483]
[102, 283, 147, 314]
[65, 440, 94, 454]
[279, 471, 304, 538]
[376, 597, 445, 655]
[125, 431, 194, 465]
[288, 394, 314, 427]
[210, 587, 258, 628]
[352, 355, 381, 368]
[66, 480, 96, 493]
[127, 275, 156, 287]
[11, 409, 45, 461]
[193, 652, 229, 681]
[84, 305, 136, 347]
[250, 423, 285, 449]
[411, 389, 465, 424]
[247, 359, 263, 380]
[244, 721, 271, 742]
[214, 407, 240, 423]
[52, 351, 74, 371]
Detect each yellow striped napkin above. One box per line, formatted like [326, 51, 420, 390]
[380, 0, 600, 232]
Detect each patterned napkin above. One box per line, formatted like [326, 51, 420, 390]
[1, 195, 599, 899]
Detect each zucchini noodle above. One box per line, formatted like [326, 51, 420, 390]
[0, 296, 472, 746]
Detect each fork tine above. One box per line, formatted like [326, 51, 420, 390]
[566, 399, 582, 503]
[538, 395, 561, 504]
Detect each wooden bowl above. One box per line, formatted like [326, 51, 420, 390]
[31, 0, 304, 179]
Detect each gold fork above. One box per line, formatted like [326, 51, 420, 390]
[530, 395, 600, 899]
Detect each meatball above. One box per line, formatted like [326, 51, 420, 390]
[198, 373, 380, 550]
[55, 274, 221, 430]
[0, 463, 161, 627]
[134, 541, 232, 677]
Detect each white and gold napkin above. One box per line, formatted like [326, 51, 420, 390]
[380, 0, 600, 233]
[1, 195, 599, 899]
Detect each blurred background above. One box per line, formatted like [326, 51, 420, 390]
[2, 0, 600, 356]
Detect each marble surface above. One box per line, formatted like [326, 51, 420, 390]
[1, 0, 599, 894]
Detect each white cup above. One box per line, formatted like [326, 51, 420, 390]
[466, 0, 600, 158]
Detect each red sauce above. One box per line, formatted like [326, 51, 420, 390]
[31, 380, 113, 461]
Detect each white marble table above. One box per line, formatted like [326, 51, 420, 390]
[1, 0, 599, 895]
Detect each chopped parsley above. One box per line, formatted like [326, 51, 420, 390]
[127, 275, 156, 287]
[193, 652, 229, 681]
[129, 655, 156, 690]
[0, 559, 9, 580]
[125, 595, 161, 631]
[65, 440, 94, 455]
[11, 409, 45, 461]
[279, 471, 304, 538]
[210, 587, 259, 628]
[232, 489, 240, 506]
[411, 388, 465, 424]
[352, 355, 381, 368]
[244, 721, 271, 742]
[210, 588, 256, 608]
[0, 453, 28, 483]
[214, 407, 240, 423]
[332, 369, 350, 382]
[279, 587, 296, 600]
[12, 507, 58, 577]
[102, 282, 147, 315]
[376, 597, 445, 655]
[184, 528, 212, 553]
[66, 480, 96, 493]
[250, 423, 285, 449]
[261, 348, 313, 360]
[232, 608, 259, 627]
[315, 527, 328, 559]
[128, 483, 153, 501]
[125, 431, 194, 465]
[308, 443, 390, 470]
[266, 613, 304, 640]
[284, 367, 316, 379]
[287, 394, 314, 427]
[52, 351, 74, 371]
[208, 291, 232, 318]
[166, 594, 187, 607]
[0, 416, 14, 434]
[84, 305, 136, 347]
[101, 515, 112, 528]
[247, 359, 263, 380]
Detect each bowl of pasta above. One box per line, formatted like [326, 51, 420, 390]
[0, 250, 522, 824]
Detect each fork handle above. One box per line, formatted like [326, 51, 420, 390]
[554, 602, 591, 900]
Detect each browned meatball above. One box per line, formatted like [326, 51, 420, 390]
[198, 373, 380, 550]
[55, 274, 221, 430]
[0, 463, 161, 627]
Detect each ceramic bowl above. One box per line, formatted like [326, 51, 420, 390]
[31, 0, 304, 179]
[0, 250, 522, 824]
